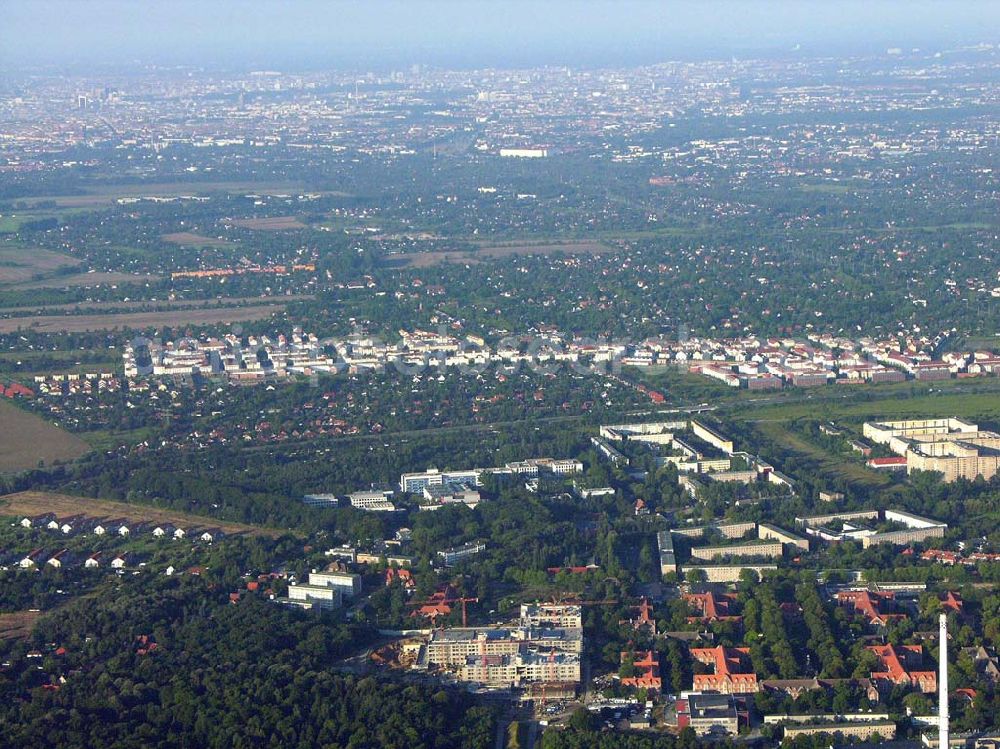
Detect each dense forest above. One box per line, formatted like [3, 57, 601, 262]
[0, 578, 497, 749]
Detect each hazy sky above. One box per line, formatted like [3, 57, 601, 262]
[2, 0, 997, 71]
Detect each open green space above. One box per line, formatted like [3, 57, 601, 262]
[753, 420, 892, 489]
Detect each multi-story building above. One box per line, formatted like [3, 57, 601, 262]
[779, 719, 897, 742]
[456, 651, 579, 688]
[681, 564, 778, 583]
[436, 541, 487, 566]
[684, 592, 742, 624]
[657, 530, 677, 576]
[836, 590, 906, 628]
[347, 490, 396, 512]
[307, 570, 362, 598]
[519, 603, 583, 629]
[691, 646, 759, 694]
[689, 540, 784, 562]
[400, 468, 482, 493]
[279, 570, 353, 611]
[868, 643, 937, 693]
[677, 693, 741, 736]
[864, 418, 1000, 482]
[425, 626, 583, 665]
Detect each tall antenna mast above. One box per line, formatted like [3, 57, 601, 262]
[939, 613, 949, 749]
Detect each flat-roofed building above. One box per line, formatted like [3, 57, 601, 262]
[347, 490, 396, 512]
[282, 583, 343, 611]
[863, 418, 1000, 482]
[689, 540, 784, 561]
[400, 468, 482, 493]
[678, 693, 740, 736]
[457, 650, 579, 688]
[520, 603, 583, 629]
[682, 564, 777, 583]
[758, 522, 810, 551]
[780, 720, 896, 741]
[657, 530, 677, 576]
[308, 570, 362, 598]
[426, 625, 583, 665]
[437, 541, 487, 566]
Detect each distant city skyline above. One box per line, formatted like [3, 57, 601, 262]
[2, 0, 997, 71]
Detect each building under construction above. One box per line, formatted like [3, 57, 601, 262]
[418, 603, 583, 696]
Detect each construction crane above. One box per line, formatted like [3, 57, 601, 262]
[407, 595, 479, 627]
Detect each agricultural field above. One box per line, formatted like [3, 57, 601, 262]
[14, 271, 162, 290]
[0, 610, 41, 641]
[0, 293, 313, 316]
[13, 181, 313, 208]
[0, 490, 282, 538]
[0, 400, 90, 472]
[0, 247, 80, 284]
[0, 303, 290, 333]
[229, 216, 308, 230]
[161, 231, 233, 247]
[386, 239, 616, 267]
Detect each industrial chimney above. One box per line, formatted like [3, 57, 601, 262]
[939, 613, 949, 749]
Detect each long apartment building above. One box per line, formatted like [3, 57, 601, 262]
[796, 509, 946, 548]
[864, 418, 1000, 482]
[425, 625, 583, 665]
[456, 651, 580, 689]
[400, 458, 582, 493]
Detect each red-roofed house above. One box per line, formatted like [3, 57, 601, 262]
[868, 644, 936, 693]
[620, 598, 658, 635]
[385, 567, 416, 591]
[922, 549, 961, 565]
[867, 456, 908, 470]
[836, 590, 906, 627]
[684, 592, 742, 625]
[691, 646, 759, 694]
[939, 591, 963, 614]
[621, 650, 662, 691]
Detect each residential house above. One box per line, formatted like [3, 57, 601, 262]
[691, 646, 759, 694]
[684, 592, 742, 625]
[868, 644, 936, 693]
[111, 552, 131, 570]
[19, 548, 46, 568]
[620, 598, 658, 635]
[20, 513, 55, 529]
[621, 650, 662, 691]
[836, 590, 906, 627]
[152, 523, 176, 539]
[46, 549, 74, 569]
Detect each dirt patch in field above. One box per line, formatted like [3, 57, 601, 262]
[475, 240, 614, 257]
[0, 611, 41, 641]
[384, 251, 484, 268]
[18, 182, 317, 208]
[0, 400, 89, 472]
[229, 216, 307, 231]
[0, 294, 313, 316]
[384, 240, 615, 267]
[14, 271, 162, 290]
[0, 490, 284, 538]
[162, 232, 233, 247]
[0, 304, 288, 333]
[0, 248, 81, 284]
